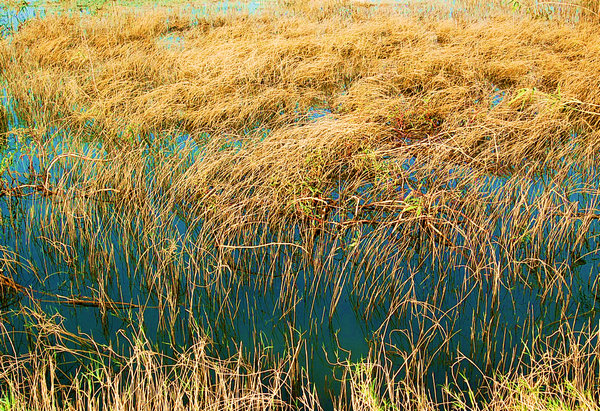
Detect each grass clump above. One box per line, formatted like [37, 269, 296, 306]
[0, 309, 310, 410]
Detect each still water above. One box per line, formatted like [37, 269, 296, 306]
[1, 113, 600, 406]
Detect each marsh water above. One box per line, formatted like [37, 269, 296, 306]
[2, 2, 600, 408]
[3, 111, 600, 406]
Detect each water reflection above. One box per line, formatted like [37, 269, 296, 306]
[1, 117, 600, 404]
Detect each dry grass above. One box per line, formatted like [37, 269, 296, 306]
[1, 1, 600, 410]
[3, 312, 598, 410]
[5, 4, 600, 151]
[342, 323, 600, 411]
[0, 309, 311, 410]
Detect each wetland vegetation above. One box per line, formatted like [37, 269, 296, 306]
[1, 0, 600, 409]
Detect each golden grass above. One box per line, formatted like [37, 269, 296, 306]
[1, 1, 600, 410]
[4, 5, 600, 156]
[3, 311, 599, 410]
[343, 325, 600, 411]
[0, 309, 309, 410]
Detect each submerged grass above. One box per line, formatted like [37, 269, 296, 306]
[1, 0, 600, 409]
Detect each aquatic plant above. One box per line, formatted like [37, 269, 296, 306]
[1, 0, 600, 410]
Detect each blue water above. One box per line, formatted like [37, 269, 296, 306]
[2, 109, 600, 406]
[0, 4, 43, 37]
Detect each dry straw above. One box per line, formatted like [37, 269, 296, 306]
[1, 0, 600, 409]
